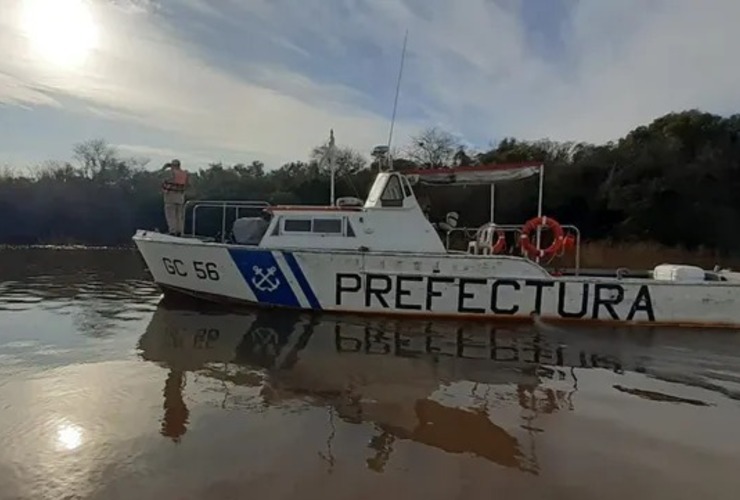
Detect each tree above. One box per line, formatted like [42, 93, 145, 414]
[72, 138, 147, 185]
[310, 143, 368, 175]
[404, 127, 461, 168]
[453, 147, 474, 166]
[234, 161, 265, 178]
[3, 109, 740, 251]
[73, 138, 118, 178]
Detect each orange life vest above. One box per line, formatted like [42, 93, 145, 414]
[163, 169, 188, 192]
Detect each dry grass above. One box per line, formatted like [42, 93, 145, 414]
[568, 241, 740, 270]
[447, 230, 740, 270]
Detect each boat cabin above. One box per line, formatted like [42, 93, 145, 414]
[183, 157, 584, 262]
[233, 172, 447, 253]
[182, 131, 582, 269]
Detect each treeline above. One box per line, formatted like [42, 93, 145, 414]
[1, 109, 740, 251]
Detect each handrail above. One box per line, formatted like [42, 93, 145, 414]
[444, 224, 522, 250]
[185, 199, 271, 242]
[181, 199, 583, 275]
[443, 224, 582, 275]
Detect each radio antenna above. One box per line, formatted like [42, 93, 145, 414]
[386, 29, 408, 171]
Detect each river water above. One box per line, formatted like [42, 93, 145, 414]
[1, 248, 740, 499]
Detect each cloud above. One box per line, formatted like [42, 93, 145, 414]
[0, 0, 418, 167]
[0, 71, 59, 108]
[190, 0, 740, 147]
[337, 0, 740, 146]
[505, 0, 740, 144]
[1, 0, 739, 170]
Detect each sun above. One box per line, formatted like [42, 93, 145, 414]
[20, 0, 100, 69]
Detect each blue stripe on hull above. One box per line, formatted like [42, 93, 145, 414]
[283, 252, 322, 310]
[228, 249, 300, 308]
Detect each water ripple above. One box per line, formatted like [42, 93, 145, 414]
[1, 249, 740, 498]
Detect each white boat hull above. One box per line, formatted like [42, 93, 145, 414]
[133, 231, 740, 329]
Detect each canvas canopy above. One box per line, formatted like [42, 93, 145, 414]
[405, 162, 543, 187]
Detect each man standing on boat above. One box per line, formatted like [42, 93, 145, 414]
[160, 159, 189, 236]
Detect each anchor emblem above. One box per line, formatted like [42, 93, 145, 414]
[249, 327, 279, 355]
[251, 265, 280, 292]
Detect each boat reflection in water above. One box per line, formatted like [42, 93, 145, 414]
[137, 297, 740, 475]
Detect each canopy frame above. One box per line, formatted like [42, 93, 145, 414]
[405, 161, 545, 226]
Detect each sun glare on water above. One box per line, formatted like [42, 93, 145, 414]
[56, 423, 84, 451]
[20, 0, 99, 69]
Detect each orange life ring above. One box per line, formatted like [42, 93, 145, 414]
[519, 216, 564, 259]
[491, 230, 506, 254]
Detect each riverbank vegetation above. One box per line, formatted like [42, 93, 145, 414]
[1, 109, 739, 266]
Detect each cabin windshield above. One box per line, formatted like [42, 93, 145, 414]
[380, 175, 404, 207]
[365, 172, 413, 209]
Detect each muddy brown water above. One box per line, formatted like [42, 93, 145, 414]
[1, 248, 739, 499]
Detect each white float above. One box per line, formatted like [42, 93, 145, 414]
[133, 132, 740, 329]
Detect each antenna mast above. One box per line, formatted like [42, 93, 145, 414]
[386, 29, 408, 171]
[328, 129, 336, 206]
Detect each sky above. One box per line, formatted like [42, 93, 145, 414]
[1, 0, 739, 171]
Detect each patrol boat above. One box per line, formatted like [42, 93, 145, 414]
[133, 133, 740, 329]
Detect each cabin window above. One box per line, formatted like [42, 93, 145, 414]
[401, 176, 413, 197]
[284, 218, 312, 232]
[312, 218, 342, 234]
[380, 174, 404, 207]
[276, 216, 356, 236]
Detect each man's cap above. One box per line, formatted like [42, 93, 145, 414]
[171, 159, 181, 166]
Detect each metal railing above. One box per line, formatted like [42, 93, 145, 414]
[443, 223, 582, 275]
[181, 200, 582, 274]
[185, 200, 271, 243]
